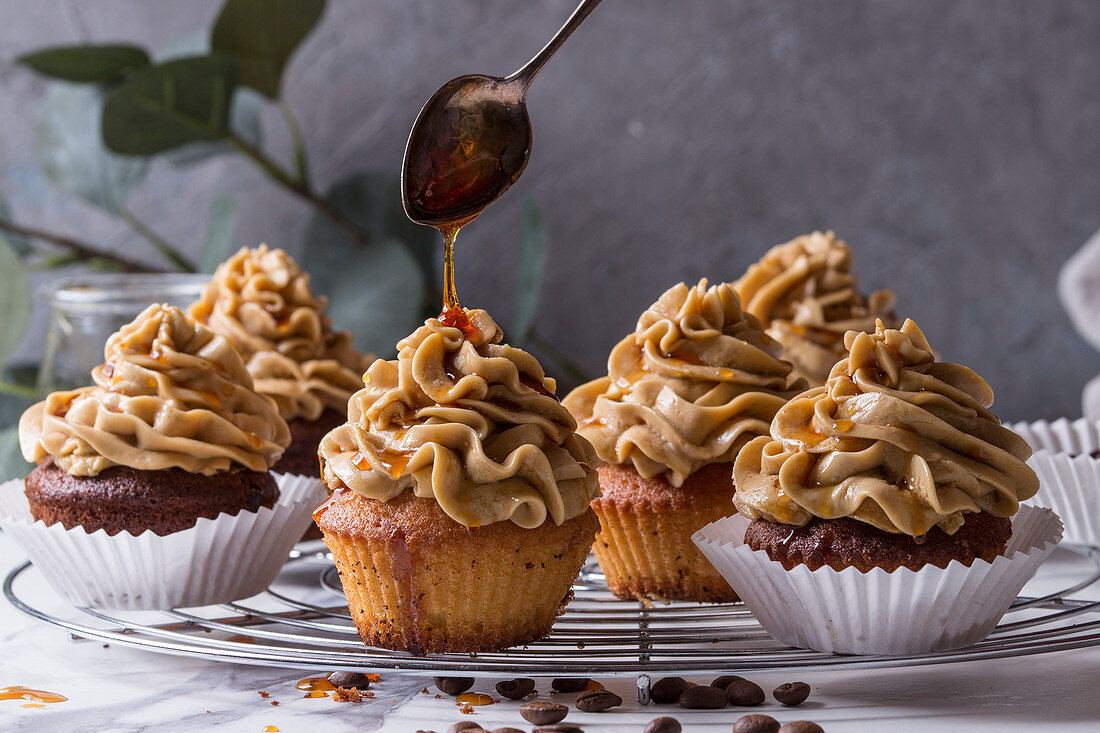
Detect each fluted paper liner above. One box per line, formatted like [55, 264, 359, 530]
[0, 473, 325, 609]
[1006, 418, 1100, 547]
[692, 504, 1062, 654]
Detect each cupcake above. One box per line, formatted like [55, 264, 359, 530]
[316, 307, 601, 654]
[694, 319, 1057, 654]
[20, 304, 291, 534]
[563, 280, 804, 602]
[189, 245, 372, 478]
[4, 305, 317, 609]
[733, 318, 1039, 571]
[734, 231, 898, 386]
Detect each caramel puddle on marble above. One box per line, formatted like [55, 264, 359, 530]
[296, 677, 336, 698]
[263, 727, 279, 732]
[455, 692, 495, 706]
[0, 686, 68, 705]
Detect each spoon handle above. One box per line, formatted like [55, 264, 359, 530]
[507, 0, 605, 91]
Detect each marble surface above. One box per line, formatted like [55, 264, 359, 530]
[2, 531, 1100, 732]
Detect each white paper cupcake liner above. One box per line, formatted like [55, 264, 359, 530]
[692, 504, 1062, 655]
[1025, 451, 1100, 547]
[0, 473, 325, 610]
[1007, 417, 1100, 456]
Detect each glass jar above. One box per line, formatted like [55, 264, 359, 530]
[37, 274, 209, 393]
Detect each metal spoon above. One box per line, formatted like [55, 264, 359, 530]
[401, 0, 605, 227]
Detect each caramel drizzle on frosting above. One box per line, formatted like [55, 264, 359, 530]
[734, 231, 898, 386]
[563, 279, 805, 488]
[733, 319, 1038, 536]
[19, 304, 290, 476]
[318, 309, 600, 529]
[189, 245, 372, 422]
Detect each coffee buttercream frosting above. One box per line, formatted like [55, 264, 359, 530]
[734, 231, 898, 386]
[733, 319, 1038, 536]
[20, 304, 290, 476]
[563, 280, 804, 488]
[318, 309, 600, 529]
[189, 245, 371, 422]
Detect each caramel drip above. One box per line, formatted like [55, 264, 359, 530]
[0, 687, 68, 704]
[296, 677, 336, 699]
[455, 692, 495, 706]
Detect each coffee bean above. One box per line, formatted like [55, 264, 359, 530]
[551, 678, 590, 693]
[327, 671, 373, 690]
[678, 684, 726, 709]
[778, 723, 824, 733]
[492, 729, 526, 733]
[434, 677, 475, 696]
[520, 700, 569, 725]
[644, 717, 682, 733]
[650, 677, 690, 704]
[711, 675, 745, 690]
[575, 688, 622, 712]
[726, 678, 766, 706]
[533, 726, 584, 733]
[447, 724, 483, 733]
[773, 681, 811, 707]
[732, 714, 781, 733]
[496, 677, 536, 699]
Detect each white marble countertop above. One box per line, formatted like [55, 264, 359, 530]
[3, 531, 1099, 733]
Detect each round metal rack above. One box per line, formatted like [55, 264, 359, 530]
[7, 545, 1100, 703]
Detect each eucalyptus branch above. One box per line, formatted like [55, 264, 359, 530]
[119, 208, 195, 272]
[0, 216, 160, 273]
[0, 380, 40, 400]
[224, 130, 369, 244]
[277, 99, 311, 189]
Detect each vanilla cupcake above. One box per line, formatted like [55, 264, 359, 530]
[564, 280, 804, 602]
[190, 245, 372, 477]
[734, 231, 897, 386]
[316, 308, 600, 653]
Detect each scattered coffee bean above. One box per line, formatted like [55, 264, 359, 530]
[678, 684, 726, 709]
[726, 678, 766, 706]
[773, 682, 811, 707]
[551, 678, 590, 693]
[650, 677, 691, 704]
[575, 688, 622, 712]
[644, 717, 682, 733]
[533, 727, 584, 733]
[732, 713, 781, 733]
[492, 729, 526, 733]
[327, 671, 373, 690]
[496, 678, 537, 700]
[520, 700, 569, 725]
[435, 677, 475, 696]
[711, 675, 745, 690]
[447, 723, 483, 733]
[778, 723, 824, 733]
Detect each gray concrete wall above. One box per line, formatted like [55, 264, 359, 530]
[1, 0, 1098, 420]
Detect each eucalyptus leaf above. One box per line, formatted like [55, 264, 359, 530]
[102, 55, 238, 156]
[200, 195, 238, 273]
[0, 236, 32, 366]
[18, 44, 150, 83]
[36, 82, 148, 214]
[301, 174, 428, 355]
[211, 0, 326, 98]
[0, 196, 31, 255]
[0, 427, 31, 482]
[511, 200, 548, 345]
[157, 31, 264, 166]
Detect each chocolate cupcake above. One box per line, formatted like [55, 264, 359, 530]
[189, 245, 372, 478]
[317, 308, 601, 653]
[733, 318, 1039, 571]
[564, 280, 805, 602]
[734, 231, 898, 386]
[18, 304, 291, 536]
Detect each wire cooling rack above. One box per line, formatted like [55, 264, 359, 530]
[7, 546, 1100, 702]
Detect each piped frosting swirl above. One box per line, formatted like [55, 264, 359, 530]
[189, 245, 372, 422]
[564, 280, 805, 487]
[733, 319, 1038, 536]
[318, 309, 600, 529]
[19, 304, 290, 476]
[734, 231, 898, 386]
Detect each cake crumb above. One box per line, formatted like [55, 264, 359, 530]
[270, 701, 279, 706]
[331, 686, 363, 703]
[459, 704, 474, 714]
[258, 691, 270, 698]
